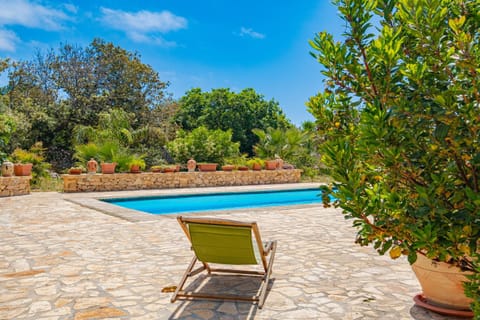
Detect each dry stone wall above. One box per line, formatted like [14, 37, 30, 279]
[0, 176, 32, 197]
[62, 170, 302, 193]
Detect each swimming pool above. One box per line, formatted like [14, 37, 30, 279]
[104, 188, 326, 215]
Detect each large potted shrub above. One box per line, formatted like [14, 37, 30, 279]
[247, 158, 264, 171]
[10, 148, 34, 176]
[308, 0, 479, 316]
[10, 142, 50, 181]
[127, 157, 146, 173]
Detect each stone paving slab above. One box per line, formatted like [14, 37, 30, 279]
[0, 184, 471, 319]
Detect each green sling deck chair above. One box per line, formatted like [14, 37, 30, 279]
[171, 216, 277, 308]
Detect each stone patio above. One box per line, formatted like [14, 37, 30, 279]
[0, 183, 471, 319]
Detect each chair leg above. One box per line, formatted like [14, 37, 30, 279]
[258, 240, 277, 308]
[171, 256, 197, 303]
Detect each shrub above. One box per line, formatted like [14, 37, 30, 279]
[167, 126, 240, 165]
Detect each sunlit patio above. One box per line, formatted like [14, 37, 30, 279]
[0, 184, 465, 319]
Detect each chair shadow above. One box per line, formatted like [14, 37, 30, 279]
[169, 274, 275, 320]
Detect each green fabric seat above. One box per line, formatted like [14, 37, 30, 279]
[171, 216, 277, 308]
[189, 223, 257, 265]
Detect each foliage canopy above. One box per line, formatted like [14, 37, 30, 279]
[175, 88, 291, 154]
[3, 39, 170, 169]
[308, 0, 479, 312]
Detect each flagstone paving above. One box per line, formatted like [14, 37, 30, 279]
[0, 183, 471, 319]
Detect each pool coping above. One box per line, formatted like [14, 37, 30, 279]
[62, 183, 325, 222]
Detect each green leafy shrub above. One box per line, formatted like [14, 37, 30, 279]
[0, 114, 16, 162]
[246, 158, 265, 169]
[127, 157, 146, 170]
[308, 0, 479, 312]
[11, 142, 51, 185]
[167, 126, 240, 165]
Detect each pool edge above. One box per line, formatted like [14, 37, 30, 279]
[63, 183, 325, 222]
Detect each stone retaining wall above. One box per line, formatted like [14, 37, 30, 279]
[0, 176, 32, 197]
[62, 169, 302, 193]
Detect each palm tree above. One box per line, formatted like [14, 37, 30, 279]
[252, 127, 308, 162]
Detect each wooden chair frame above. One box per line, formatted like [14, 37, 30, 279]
[171, 216, 277, 308]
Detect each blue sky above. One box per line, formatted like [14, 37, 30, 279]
[0, 0, 344, 125]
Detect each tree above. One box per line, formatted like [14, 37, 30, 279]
[5, 39, 171, 169]
[175, 88, 291, 154]
[167, 126, 240, 165]
[0, 114, 16, 162]
[308, 0, 479, 313]
[0, 59, 16, 161]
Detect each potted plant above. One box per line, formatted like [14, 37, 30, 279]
[68, 167, 84, 175]
[100, 162, 116, 174]
[10, 147, 35, 176]
[150, 165, 163, 173]
[187, 158, 197, 172]
[237, 165, 249, 171]
[265, 160, 277, 171]
[128, 157, 146, 174]
[224, 155, 248, 171]
[247, 158, 265, 171]
[162, 165, 177, 173]
[197, 163, 218, 172]
[221, 164, 236, 171]
[95, 141, 127, 174]
[1, 160, 14, 177]
[309, 0, 479, 316]
[87, 158, 98, 174]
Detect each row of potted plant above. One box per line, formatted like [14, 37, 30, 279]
[0, 143, 47, 177]
[1, 161, 33, 177]
[67, 157, 293, 175]
[191, 158, 293, 172]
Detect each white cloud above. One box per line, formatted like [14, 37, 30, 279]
[63, 4, 78, 14]
[0, 0, 71, 52]
[0, 28, 19, 51]
[0, 0, 70, 30]
[238, 27, 265, 39]
[127, 31, 177, 47]
[100, 8, 187, 45]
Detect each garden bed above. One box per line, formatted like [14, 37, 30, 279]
[62, 170, 302, 192]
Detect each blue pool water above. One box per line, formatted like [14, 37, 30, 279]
[104, 188, 326, 215]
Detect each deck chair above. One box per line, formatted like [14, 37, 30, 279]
[171, 216, 277, 308]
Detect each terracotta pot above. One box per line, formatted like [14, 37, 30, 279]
[276, 158, 284, 169]
[87, 158, 98, 174]
[14, 163, 33, 176]
[197, 163, 218, 172]
[130, 165, 141, 173]
[265, 160, 277, 170]
[1, 161, 14, 177]
[187, 159, 197, 172]
[101, 163, 116, 174]
[237, 166, 249, 171]
[222, 165, 235, 171]
[162, 167, 176, 173]
[68, 168, 82, 175]
[251, 163, 262, 171]
[411, 252, 473, 312]
[151, 167, 162, 173]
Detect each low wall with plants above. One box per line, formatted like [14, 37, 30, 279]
[0, 176, 32, 197]
[62, 169, 302, 193]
